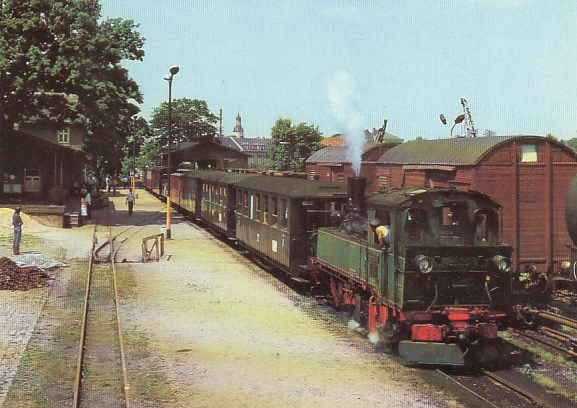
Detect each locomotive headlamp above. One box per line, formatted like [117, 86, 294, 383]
[492, 255, 511, 273]
[414, 255, 434, 273]
[560, 261, 571, 271]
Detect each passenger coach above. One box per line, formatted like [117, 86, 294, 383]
[234, 176, 349, 277]
[174, 170, 260, 237]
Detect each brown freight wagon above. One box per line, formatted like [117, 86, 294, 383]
[374, 135, 577, 273]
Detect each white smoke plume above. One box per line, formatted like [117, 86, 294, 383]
[327, 70, 366, 176]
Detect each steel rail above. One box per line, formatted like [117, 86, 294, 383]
[510, 328, 577, 359]
[481, 369, 555, 408]
[112, 243, 131, 407]
[72, 225, 97, 407]
[434, 369, 499, 408]
[72, 206, 131, 407]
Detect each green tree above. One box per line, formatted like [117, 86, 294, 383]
[0, 0, 144, 175]
[265, 118, 323, 172]
[120, 116, 156, 176]
[562, 137, 577, 150]
[149, 98, 218, 145]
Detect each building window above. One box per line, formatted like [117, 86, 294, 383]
[57, 127, 70, 144]
[521, 144, 537, 163]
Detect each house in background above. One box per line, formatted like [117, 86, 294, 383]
[217, 112, 270, 169]
[305, 129, 402, 191]
[221, 137, 269, 168]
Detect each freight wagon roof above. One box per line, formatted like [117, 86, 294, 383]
[306, 142, 395, 163]
[367, 187, 498, 208]
[236, 176, 349, 198]
[182, 170, 260, 184]
[377, 135, 571, 165]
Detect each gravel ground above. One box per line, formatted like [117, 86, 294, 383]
[0, 189, 460, 407]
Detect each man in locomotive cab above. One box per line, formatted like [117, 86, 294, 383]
[475, 213, 487, 242]
[369, 217, 391, 248]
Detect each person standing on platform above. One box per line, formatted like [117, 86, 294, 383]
[85, 190, 92, 219]
[80, 197, 88, 224]
[126, 188, 136, 216]
[12, 207, 23, 255]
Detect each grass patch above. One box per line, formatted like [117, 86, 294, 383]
[115, 263, 137, 299]
[123, 329, 181, 404]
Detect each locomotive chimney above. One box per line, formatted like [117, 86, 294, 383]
[347, 177, 367, 212]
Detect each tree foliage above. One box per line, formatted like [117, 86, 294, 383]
[120, 116, 158, 176]
[149, 98, 218, 146]
[0, 0, 145, 176]
[562, 137, 577, 150]
[265, 118, 323, 172]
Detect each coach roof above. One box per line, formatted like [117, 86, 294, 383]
[236, 176, 348, 198]
[183, 170, 260, 184]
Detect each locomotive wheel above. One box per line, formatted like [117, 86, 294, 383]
[380, 319, 402, 345]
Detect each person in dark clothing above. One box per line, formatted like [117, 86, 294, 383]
[12, 207, 23, 255]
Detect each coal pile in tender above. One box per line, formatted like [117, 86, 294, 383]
[0, 256, 50, 291]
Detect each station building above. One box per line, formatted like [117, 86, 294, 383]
[1, 126, 84, 204]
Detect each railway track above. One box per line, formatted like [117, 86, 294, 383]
[72, 217, 131, 407]
[435, 368, 558, 408]
[510, 327, 577, 360]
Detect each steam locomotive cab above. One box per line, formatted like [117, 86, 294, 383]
[314, 186, 513, 365]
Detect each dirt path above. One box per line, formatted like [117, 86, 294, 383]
[1, 189, 459, 407]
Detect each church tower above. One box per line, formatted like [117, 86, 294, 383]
[232, 112, 244, 138]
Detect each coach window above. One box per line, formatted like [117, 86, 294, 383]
[255, 194, 261, 221]
[248, 193, 256, 220]
[271, 196, 278, 225]
[243, 191, 249, 216]
[263, 195, 269, 224]
[236, 190, 242, 212]
[280, 198, 288, 228]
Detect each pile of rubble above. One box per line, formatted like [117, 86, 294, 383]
[0, 256, 50, 291]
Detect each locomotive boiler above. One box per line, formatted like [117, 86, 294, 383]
[312, 184, 514, 365]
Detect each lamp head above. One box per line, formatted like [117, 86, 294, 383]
[454, 113, 465, 124]
[169, 66, 180, 75]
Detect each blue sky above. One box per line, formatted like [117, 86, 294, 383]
[100, 0, 577, 141]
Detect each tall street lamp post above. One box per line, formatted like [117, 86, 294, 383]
[164, 66, 179, 239]
[131, 135, 136, 191]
